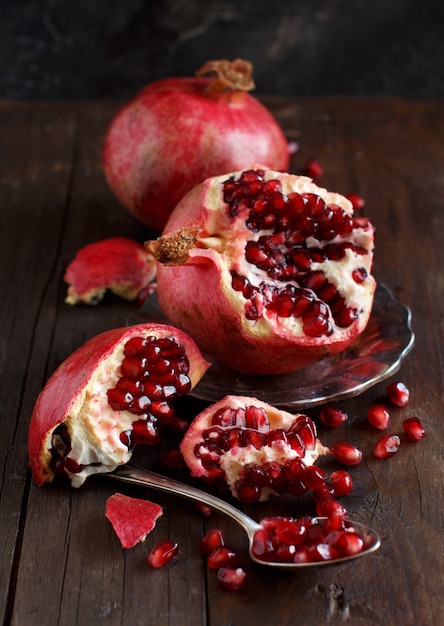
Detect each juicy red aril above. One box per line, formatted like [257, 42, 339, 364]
[329, 470, 353, 496]
[200, 528, 225, 557]
[319, 406, 348, 428]
[402, 417, 426, 441]
[386, 381, 410, 407]
[107, 334, 191, 445]
[373, 434, 401, 459]
[304, 158, 324, 179]
[223, 170, 369, 333]
[251, 514, 367, 564]
[367, 404, 390, 430]
[207, 547, 240, 569]
[216, 567, 246, 592]
[330, 440, 363, 465]
[147, 539, 179, 568]
[344, 192, 365, 211]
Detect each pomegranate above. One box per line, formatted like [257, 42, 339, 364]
[373, 434, 401, 459]
[216, 567, 247, 591]
[402, 417, 426, 441]
[147, 539, 179, 568]
[147, 166, 376, 375]
[367, 404, 390, 430]
[179, 395, 328, 502]
[28, 323, 210, 487]
[105, 492, 163, 549]
[251, 513, 369, 563]
[64, 237, 156, 305]
[386, 381, 410, 407]
[102, 59, 290, 231]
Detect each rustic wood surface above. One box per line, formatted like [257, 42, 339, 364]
[0, 97, 443, 626]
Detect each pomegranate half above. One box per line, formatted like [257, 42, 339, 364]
[102, 59, 290, 231]
[28, 323, 210, 487]
[179, 395, 328, 502]
[147, 166, 376, 375]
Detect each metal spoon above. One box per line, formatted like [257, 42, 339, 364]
[104, 465, 381, 569]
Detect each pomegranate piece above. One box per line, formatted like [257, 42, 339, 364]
[344, 192, 365, 211]
[319, 406, 348, 428]
[373, 434, 401, 459]
[329, 440, 363, 465]
[147, 166, 376, 375]
[216, 567, 247, 592]
[304, 158, 324, 179]
[105, 492, 162, 549]
[200, 528, 225, 557]
[251, 513, 368, 564]
[179, 395, 328, 502]
[386, 381, 410, 407]
[207, 547, 241, 569]
[103, 59, 289, 231]
[402, 417, 426, 441]
[329, 470, 354, 496]
[64, 237, 156, 305]
[28, 323, 210, 487]
[367, 404, 390, 430]
[147, 539, 179, 568]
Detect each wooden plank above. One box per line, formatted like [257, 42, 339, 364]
[0, 98, 442, 625]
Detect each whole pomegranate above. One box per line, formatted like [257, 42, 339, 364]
[28, 323, 210, 487]
[102, 59, 290, 231]
[147, 166, 376, 375]
[179, 395, 328, 502]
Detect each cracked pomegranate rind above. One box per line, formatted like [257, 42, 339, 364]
[102, 60, 289, 231]
[148, 166, 376, 375]
[105, 492, 163, 549]
[179, 395, 329, 502]
[64, 237, 156, 305]
[28, 323, 210, 487]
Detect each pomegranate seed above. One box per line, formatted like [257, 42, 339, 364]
[333, 531, 364, 556]
[373, 434, 401, 459]
[147, 539, 179, 568]
[200, 528, 225, 557]
[402, 417, 426, 441]
[367, 404, 390, 430]
[194, 503, 212, 516]
[386, 381, 410, 407]
[344, 192, 365, 210]
[304, 158, 324, 179]
[329, 470, 353, 496]
[319, 406, 348, 428]
[207, 547, 240, 569]
[216, 567, 246, 592]
[330, 440, 363, 465]
[303, 465, 326, 490]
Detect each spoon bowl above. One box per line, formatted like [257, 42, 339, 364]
[103, 465, 381, 569]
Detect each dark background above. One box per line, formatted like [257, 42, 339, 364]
[2, 0, 444, 101]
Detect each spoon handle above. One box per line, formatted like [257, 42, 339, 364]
[105, 465, 259, 536]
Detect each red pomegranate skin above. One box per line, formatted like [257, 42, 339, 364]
[28, 323, 210, 486]
[102, 77, 290, 231]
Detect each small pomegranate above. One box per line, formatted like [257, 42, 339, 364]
[179, 395, 328, 502]
[64, 237, 156, 305]
[103, 59, 289, 231]
[28, 323, 210, 487]
[147, 166, 376, 375]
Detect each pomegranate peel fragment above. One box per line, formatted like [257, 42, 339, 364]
[64, 237, 156, 305]
[105, 492, 162, 549]
[28, 323, 210, 487]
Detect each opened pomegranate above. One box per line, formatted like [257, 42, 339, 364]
[179, 395, 328, 502]
[64, 237, 156, 305]
[147, 166, 376, 375]
[102, 59, 289, 231]
[28, 323, 210, 487]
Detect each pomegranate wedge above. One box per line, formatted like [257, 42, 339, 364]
[28, 323, 210, 486]
[148, 166, 376, 375]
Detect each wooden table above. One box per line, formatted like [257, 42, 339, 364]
[1, 97, 443, 626]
